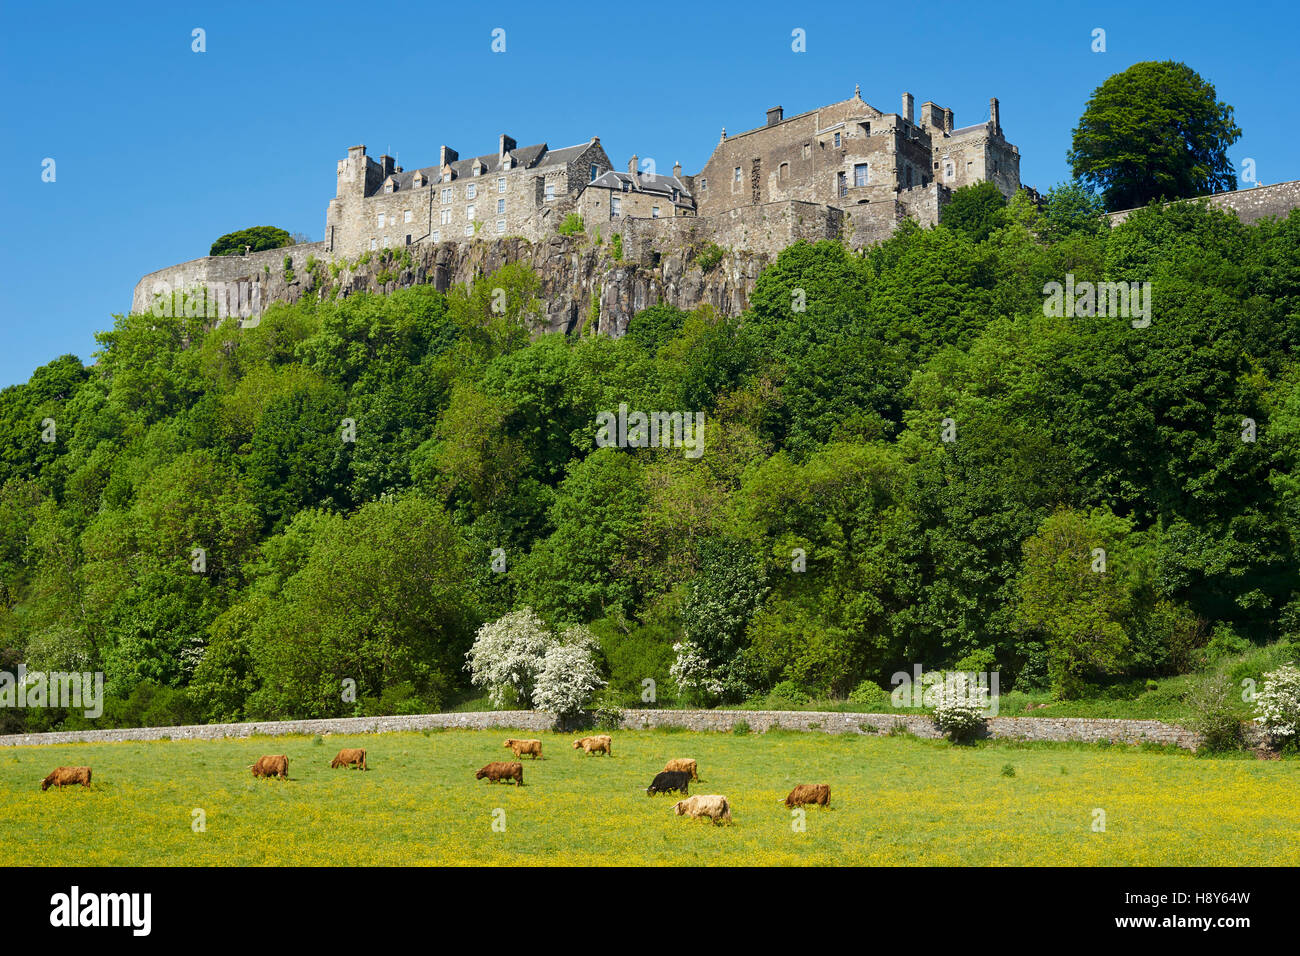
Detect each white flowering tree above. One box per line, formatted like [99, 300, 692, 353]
[931, 671, 989, 742]
[669, 640, 725, 701]
[532, 626, 606, 718]
[466, 612, 606, 715]
[465, 608, 555, 708]
[1254, 664, 1300, 746]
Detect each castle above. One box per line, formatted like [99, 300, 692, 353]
[135, 84, 1029, 321]
[324, 85, 1022, 257]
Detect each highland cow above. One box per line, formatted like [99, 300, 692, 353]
[572, 735, 612, 756]
[40, 766, 91, 791]
[663, 758, 699, 781]
[646, 770, 691, 796]
[330, 748, 367, 770]
[476, 761, 524, 786]
[504, 738, 543, 760]
[672, 794, 732, 824]
[250, 755, 288, 779]
[784, 784, 830, 808]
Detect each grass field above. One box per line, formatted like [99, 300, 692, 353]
[2, 729, 1297, 866]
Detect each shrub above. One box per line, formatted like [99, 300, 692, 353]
[732, 719, 751, 736]
[610, 233, 623, 261]
[558, 213, 585, 236]
[848, 679, 892, 710]
[1254, 664, 1300, 747]
[1001, 763, 1016, 777]
[1205, 624, 1250, 665]
[695, 242, 725, 271]
[1188, 675, 1243, 753]
[931, 672, 988, 742]
[592, 704, 624, 731]
[767, 680, 810, 709]
[465, 608, 555, 708]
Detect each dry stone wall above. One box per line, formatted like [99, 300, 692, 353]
[0, 708, 1257, 751]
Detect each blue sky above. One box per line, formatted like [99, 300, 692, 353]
[1, 0, 1295, 388]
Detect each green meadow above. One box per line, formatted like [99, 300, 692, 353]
[2, 729, 1296, 866]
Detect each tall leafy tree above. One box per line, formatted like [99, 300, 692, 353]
[1068, 61, 1241, 210]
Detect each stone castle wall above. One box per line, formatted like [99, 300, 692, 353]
[0, 707, 1262, 751]
[1107, 179, 1300, 226]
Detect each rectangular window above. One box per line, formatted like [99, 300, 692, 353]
[440, 209, 451, 225]
[432, 229, 440, 242]
[611, 196, 622, 217]
[837, 171, 847, 198]
[405, 234, 411, 245]
[733, 166, 741, 182]
[496, 219, 506, 234]
[382, 236, 390, 248]
[464, 223, 474, 237]
[466, 203, 475, 220]
[652, 206, 660, 218]
[833, 132, 841, 148]
[403, 210, 412, 223]
[466, 183, 477, 199]
[497, 198, 506, 214]
[802, 143, 811, 158]
[498, 177, 506, 193]
[590, 163, 598, 182]
[854, 163, 869, 187]
[545, 183, 556, 201]
[441, 187, 452, 203]
[369, 238, 377, 250]
[376, 214, 385, 228]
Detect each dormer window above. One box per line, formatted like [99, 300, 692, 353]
[441, 171, 451, 183]
[383, 176, 398, 193]
[412, 171, 427, 188]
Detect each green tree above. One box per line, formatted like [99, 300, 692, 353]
[940, 181, 1008, 243]
[209, 226, 293, 257]
[1068, 61, 1241, 211]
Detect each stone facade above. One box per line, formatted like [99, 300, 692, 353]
[325, 137, 614, 257]
[0, 708, 1264, 752]
[693, 88, 1020, 230]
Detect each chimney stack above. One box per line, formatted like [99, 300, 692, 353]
[766, 105, 783, 126]
[672, 160, 682, 178]
[629, 153, 639, 176]
[380, 154, 395, 177]
[989, 97, 1000, 134]
[439, 145, 458, 167]
[902, 92, 914, 124]
[943, 108, 953, 133]
[499, 134, 516, 158]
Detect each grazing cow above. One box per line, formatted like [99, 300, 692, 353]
[250, 755, 289, 779]
[40, 766, 91, 791]
[646, 770, 691, 796]
[504, 738, 543, 760]
[663, 758, 699, 781]
[330, 748, 367, 770]
[476, 761, 524, 786]
[672, 795, 732, 825]
[572, 735, 612, 756]
[784, 783, 830, 808]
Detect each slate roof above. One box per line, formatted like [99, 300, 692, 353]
[588, 169, 693, 204]
[386, 140, 595, 192]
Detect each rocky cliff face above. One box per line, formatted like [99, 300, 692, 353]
[268, 236, 771, 335]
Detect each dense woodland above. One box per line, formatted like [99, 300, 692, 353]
[3, 183, 1300, 730]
